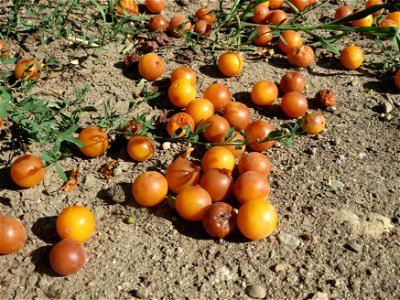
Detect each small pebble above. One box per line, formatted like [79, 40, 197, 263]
[133, 287, 150, 299]
[273, 263, 290, 273]
[344, 242, 362, 253]
[245, 284, 267, 299]
[278, 233, 302, 250]
[358, 152, 367, 159]
[162, 142, 171, 150]
[382, 101, 393, 114]
[310, 292, 329, 300]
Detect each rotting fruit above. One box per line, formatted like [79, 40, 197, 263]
[10, 154, 46, 188]
[165, 159, 201, 194]
[56, 205, 96, 242]
[78, 126, 109, 158]
[237, 199, 278, 241]
[301, 111, 326, 134]
[127, 135, 155, 161]
[340, 44, 363, 70]
[15, 58, 41, 81]
[132, 171, 168, 207]
[49, 238, 87, 276]
[281, 91, 308, 118]
[175, 185, 212, 221]
[0, 215, 27, 254]
[195, 7, 216, 25]
[315, 89, 336, 108]
[138, 52, 165, 81]
[202, 202, 236, 239]
[287, 45, 314, 68]
[218, 52, 243, 77]
[244, 120, 275, 152]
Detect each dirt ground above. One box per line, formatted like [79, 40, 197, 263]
[1, 0, 400, 299]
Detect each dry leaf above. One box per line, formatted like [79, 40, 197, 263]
[101, 160, 119, 179]
[63, 168, 79, 192]
[179, 147, 195, 159]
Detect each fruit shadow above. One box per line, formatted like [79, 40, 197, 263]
[31, 216, 60, 244]
[30, 245, 60, 277]
[199, 64, 227, 79]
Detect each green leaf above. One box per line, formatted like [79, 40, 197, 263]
[55, 163, 68, 182]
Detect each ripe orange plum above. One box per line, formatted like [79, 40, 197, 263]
[167, 112, 195, 137]
[233, 171, 271, 204]
[334, 6, 353, 23]
[166, 112, 195, 138]
[218, 52, 243, 77]
[395, 70, 400, 89]
[267, 10, 288, 25]
[340, 44, 363, 70]
[0, 215, 27, 254]
[10, 154, 46, 188]
[169, 15, 192, 37]
[278, 30, 303, 54]
[194, 20, 212, 37]
[385, 12, 400, 27]
[203, 83, 232, 110]
[78, 126, 108, 157]
[56, 205, 96, 242]
[365, 0, 383, 16]
[289, 0, 310, 12]
[202, 115, 230, 143]
[127, 135, 155, 161]
[132, 171, 168, 207]
[115, 0, 139, 16]
[280, 71, 305, 93]
[138, 52, 165, 81]
[195, 7, 216, 25]
[351, 9, 373, 27]
[145, 0, 165, 13]
[175, 185, 212, 221]
[222, 131, 246, 158]
[301, 111, 326, 134]
[49, 239, 86, 276]
[165, 159, 201, 193]
[200, 168, 233, 202]
[252, 3, 270, 24]
[15, 58, 41, 81]
[281, 91, 308, 118]
[244, 120, 275, 152]
[149, 15, 168, 32]
[252, 25, 273, 46]
[168, 78, 196, 108]
[251, 80, 278, 106]
[186, 98, 215, 125]
[202, 146, 235, 172]
[268, 0, 284, 9]
[237, 199, 278, 240]
[238, 152, 271, 176]
[0, 40, 10, 58]
[223, 101, 251, 131]
[170, 66, 196, 85]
